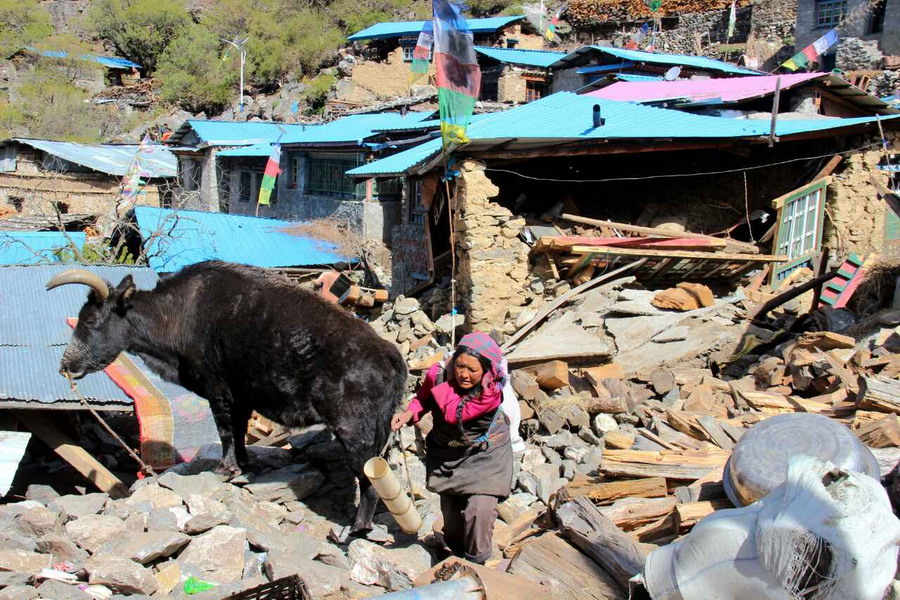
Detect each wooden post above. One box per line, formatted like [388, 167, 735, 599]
[769, 76, 782, 148]
[14, 410, 129, 499]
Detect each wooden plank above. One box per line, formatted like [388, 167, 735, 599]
[560, 213, 760, 254]
[495, 507, 542, 550]
[509, 532, 627, 600]
[535, 236, 727, 252]
[696, 415, 735, 450]
[570, 245, 786, 262]
[555, 497, 649, 593]
[858, 376, 900, 415]
[14, 411, 129, 499]
[526, 360, 570, 390]
[564, 476, 668, 504]
[675, 499, 733, 529]
[600, 449, 730, 482]
[855, 415, 900, 448]
[502, 259, 646, 351]
[675, 464, 726, 503]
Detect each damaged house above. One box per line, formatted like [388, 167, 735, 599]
[4, 47, 143, 94]
[164, 120, 308, 212]
[349, 88, 899, 330]
[475, 46, 568, 103]
[0, 138, 176, 219]
[217, 110, 435, 241]
[340, 15, 545, 104]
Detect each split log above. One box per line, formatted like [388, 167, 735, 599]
[556, 496, 650, 592]
[604, 431, 636, 450]
[674, 499, 734, 529]
[495, 507, 543, 550]
[564, 476, 668, 504]
[527, 360, 570, 390]
[598, 497, 678, 530]
[674, 464, 726, 503]
[858, 376, 900, 415]
[855, 415, 900, 448]
[601, 449, 730, 482]
[696, 415, 735, 450]
[508, 532, 626, 600]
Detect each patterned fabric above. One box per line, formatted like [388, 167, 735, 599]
[457, 332, 506, 394]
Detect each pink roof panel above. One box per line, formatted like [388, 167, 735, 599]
[587, 73, 826, 104]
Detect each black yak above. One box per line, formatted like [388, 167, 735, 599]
[47, 261, 407, 534]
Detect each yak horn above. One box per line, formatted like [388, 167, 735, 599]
[46, 269, 110, 300]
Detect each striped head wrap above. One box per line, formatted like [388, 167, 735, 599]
[457, 332, 507, 393]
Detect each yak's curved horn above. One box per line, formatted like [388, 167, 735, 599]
[46, 269, 110, 300]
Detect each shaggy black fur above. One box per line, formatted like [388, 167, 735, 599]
[60, 261, 407, 533]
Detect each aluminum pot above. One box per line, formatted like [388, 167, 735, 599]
[723, 412, 880, 506]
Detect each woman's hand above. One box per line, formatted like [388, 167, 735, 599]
[391, 409, 414, 431]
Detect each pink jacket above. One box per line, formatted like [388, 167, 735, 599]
[407, 362, 503, 425]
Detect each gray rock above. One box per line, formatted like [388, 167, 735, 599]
[532, 463, 565, 504]
[94, 530, 190, 564]
[497, 493, 538, 524]
[0, 549, 50, 575]
[86, 557, 159, 596]
[316, 544, 350, 570]
[593, 414, 619, 436]
[435, 313, 465, 333]
[177, 526, 247, 585]
[123, 511, 149, 533]
[147, 508, 179, 532]
[515, 308, 538, 329]
[242, 550, 267, 581]
[0, 531, 37, 552]
[410, 310, 435, 331]
[25, 485, 60, 506]
[287, 425, 331, 453]
[158, 472, 225, 500]
[543, 430, 577, 450]
[184, 512, 228, 535]
[348, 540, 432, 592]
[520, 447, 546, 473]
[517, 471, 540, 497]
[578, 429, 603, 446]
[65, 515, 127, 553]
[266, 554, 350, 598]
[563, 445, 590, 463]
[652, 326, 690, 343]
[243, 465, 325, 503]
[184, 494, 230, 521]
[0, 584, 37, 599]
[0, 571, 30, 587]
[579, 447, 603, 474]
[36, 579, 92, 600]
[394, 297, 420, 315]
[541, 446, 562, 465]
[609, 300, 662, 317]
[125, 484, 183, 511]
[36, 533, 89, 565]
[561, 459, 576, 480]
[49, 494, 108, 520]
[14, 505, 62, 538]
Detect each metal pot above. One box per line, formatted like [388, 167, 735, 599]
[723, 412, 880, 506]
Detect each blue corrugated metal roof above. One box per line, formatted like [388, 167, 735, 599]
[281, 112, 434, 146]
[0, 231, 86, 265]
[0, 265, 160, 406]
[373, 112, 494, 133]
[348, 15, 524, 41]
[474, 46, 567, 68]
[133, 206, 351, 273]
[550, 46, 761, 76]
[348, 92, 898, 176]
[21, 47, 142, 69]
[611, 73, 665, 82]
[217, 142, 277, 158]
[167, 120, 310, 148]
[10, 138, 176, 177]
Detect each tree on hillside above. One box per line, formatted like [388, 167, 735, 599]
[0, 0, 53, 58]
[87, 0, 191, 72]
[204, 0, 343, 87]
[156, 24, 237, 114]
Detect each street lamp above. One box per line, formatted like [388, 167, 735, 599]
[221, 36, 249, 111]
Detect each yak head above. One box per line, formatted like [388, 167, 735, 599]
[46, 269, 137, 379]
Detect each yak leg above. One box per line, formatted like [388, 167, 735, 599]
[202, 381, 243, 478]
[335, 431, 380, 535]
[231, 403, 252, 470]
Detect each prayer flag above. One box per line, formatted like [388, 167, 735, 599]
[257, 144, 281, 206]
[726, 0, 736, 39]
[411, 20, 434, 75]
[626, 22, 650, 50]
[780, 28, 838, 71]
[120, 134, 152, 204]
[545, 5, 564, 42]
[432, 0, 481, 147]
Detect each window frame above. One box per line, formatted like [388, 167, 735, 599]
[525, 79, 549, 103]
[815, 0, 848, 29]
[306, 152, 366, 200]
[771, 177, 829, 282]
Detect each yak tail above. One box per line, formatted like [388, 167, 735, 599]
[374, 348, 408, 458]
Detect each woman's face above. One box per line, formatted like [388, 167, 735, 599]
[454, 353, 485, 390]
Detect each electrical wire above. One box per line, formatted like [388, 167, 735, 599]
[483, 140, 881, 184]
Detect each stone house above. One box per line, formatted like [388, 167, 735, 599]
[5, 48, 143, 94]
[794, 0, 900, 69]
[475, 46, 568, 103]
[0, 138, 176, 219]
[340, 16, 546, 103]
[348, 91, 899, 328]
[165, 120, 308, 212]
[216, 111, 436, 243]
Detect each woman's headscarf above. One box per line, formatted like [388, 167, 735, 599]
[455, 332, 507, 395]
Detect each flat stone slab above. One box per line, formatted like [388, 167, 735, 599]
[94, 530, 190, 564]
[176, 525, 247, 585]
[508, 313, 612, 365]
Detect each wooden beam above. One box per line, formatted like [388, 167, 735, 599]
[570, 245, 786, 262]
[14, 410, 129, 499]
[564, 476, 668, 504]
[813, 155, 843, 180]
[561, 213, 761, 254]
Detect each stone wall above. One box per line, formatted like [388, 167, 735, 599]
[456, 160, 531, 332]
[498, 67, 528, 103]
[340, 48, 436, 104]
[823, 133, 900, 260]
[795, 0, 900, 63]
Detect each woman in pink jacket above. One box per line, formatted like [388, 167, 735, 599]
[391, 332, 514, 564]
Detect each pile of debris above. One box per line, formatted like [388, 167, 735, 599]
[0, 433, 445, 600]
[369, 295, 462, 373]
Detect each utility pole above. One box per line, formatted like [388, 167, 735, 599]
[222, 36, 249, 111]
